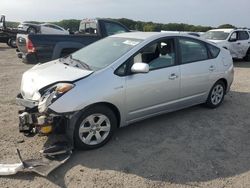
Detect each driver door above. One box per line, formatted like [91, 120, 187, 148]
[124, 38, 180, 122]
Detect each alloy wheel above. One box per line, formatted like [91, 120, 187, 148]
[211, 84, 224, 105]
[78, 114, 111, 146]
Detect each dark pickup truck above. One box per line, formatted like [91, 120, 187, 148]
[0, 15, 19, 48]
[16, 18, 130, 64]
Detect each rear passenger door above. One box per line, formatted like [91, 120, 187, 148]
[229, 31, 250, 58]
[178, 37, 216, 104]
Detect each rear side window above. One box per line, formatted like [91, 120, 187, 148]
[179, 38, 209, 64]
[238, 31, 249, 40]
[207, 44, 220, 58]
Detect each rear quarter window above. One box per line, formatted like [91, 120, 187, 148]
[207, 44, 220, 58]
[179, 38, 209, 64]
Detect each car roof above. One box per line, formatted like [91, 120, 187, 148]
[111, 32, 187, 40]
[20, 22, 39, 26]
[41, 23, 57, 26]
[111, 32, 219, 48]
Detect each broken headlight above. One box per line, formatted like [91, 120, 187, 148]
[38, 83, 75, 113]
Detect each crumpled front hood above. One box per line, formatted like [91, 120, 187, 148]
[21, 60, 93, 100]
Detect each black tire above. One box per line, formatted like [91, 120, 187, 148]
[205, 81, 226, 108]
[27, 27, 37, 34]
[8, 38, 17, 48]
[244, 48, 250, 62]
[74, 105, 117, 150]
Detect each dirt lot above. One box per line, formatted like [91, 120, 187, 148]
[0, 43, 250, 188]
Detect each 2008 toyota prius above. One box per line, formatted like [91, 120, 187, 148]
[17, 32, 234, 149]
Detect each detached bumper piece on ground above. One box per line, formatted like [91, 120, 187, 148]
[0, 142, 72, 176]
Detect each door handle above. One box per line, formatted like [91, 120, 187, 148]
[237, 42, 241, 45]
[169, 73, 178, 80]
[209, 65, 215, 71]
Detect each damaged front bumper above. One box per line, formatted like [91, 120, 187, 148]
[16, 93, 67, 135]
[6, 94, 75, 176]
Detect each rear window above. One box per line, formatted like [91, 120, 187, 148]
[207, 44, 220, 58]
[79, 19, 97, 34]
[179, 38, 209, 64]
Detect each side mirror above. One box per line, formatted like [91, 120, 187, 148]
[131, 62, 149, 74]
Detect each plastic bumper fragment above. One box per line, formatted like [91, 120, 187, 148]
[0, 149, 71, 176]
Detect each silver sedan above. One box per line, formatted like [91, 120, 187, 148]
[17, 32, 234, 149]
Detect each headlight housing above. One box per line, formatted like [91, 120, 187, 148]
[55, 83, 74, 94]
[38, 83, 75, 113]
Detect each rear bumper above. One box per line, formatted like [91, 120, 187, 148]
[16, 50, 39, 64]
[24, 53, 39, 64]
[16, 49, 22, 59]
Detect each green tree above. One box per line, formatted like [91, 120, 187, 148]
[218, 24, 236, 29]
[5, 21, 20, 28]
[52, 19, 80, 32]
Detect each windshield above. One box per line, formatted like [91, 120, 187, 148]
[203, 31, 230, 40]
[68, 37, 142, 71]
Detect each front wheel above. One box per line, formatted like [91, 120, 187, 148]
[74, 105, 117, 150]
[205, 81, 225, 108]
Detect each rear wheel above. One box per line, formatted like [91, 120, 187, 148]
[205, 81, 225, 108]
[74, 105, 117, 150]
[27, 27, 37, 34]
[8, 38, 17, 48]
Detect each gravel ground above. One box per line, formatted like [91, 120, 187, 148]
[0, 43, 250, 188]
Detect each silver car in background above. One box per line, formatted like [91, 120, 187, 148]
[17, 32, 234, 149]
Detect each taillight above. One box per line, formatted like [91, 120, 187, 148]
[26, 39, 36, 53]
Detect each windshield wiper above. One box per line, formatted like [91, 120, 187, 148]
[74, 59, 91, 70]
[66, 55, 92, 70]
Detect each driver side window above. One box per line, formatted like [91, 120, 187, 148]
[115, 38, 176, 76]
[132, 38, 176, 70]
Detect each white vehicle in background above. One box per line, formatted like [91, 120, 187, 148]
[18, 22, 69, 35]
[40, 23, 69, 35]
[203, 28, 250, 61]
